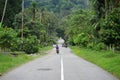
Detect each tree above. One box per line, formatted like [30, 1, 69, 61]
[91, 0, 120, 50]
[62, 10, 93, 46]
[31, 1, 38, 21]
[0, 27, 17, 52]
[0, 0, 22, 27]
[13, 12, 29, 30]
[24, 21, 43, 39]
[101, 8, 120, 50]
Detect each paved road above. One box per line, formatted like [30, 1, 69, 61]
[0, 47, 119, 80]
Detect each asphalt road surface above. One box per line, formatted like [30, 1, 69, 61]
[0, 47, 119, 80]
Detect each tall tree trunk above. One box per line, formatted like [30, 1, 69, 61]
[40, 11, 42, 23]
[21, 0, 24, 40]
[109, 0, 113, 11]
[114, 0, 119, 8]
[33, 8, 35, 21]
[31, 1, 37, 21]
[40, 7, 45, 24]
[105, 0, 108, 18]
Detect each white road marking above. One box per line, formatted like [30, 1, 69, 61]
[61, 56, 64, 80]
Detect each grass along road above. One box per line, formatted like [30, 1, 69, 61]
[71, 46, 120, 79]
[0, 46, 52, 75]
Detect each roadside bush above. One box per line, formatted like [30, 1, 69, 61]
[10, 38, 23, 51]
[68, 38, 75, 46]
[23, 36, 39, 54]
[0, 27, 17, 51]
[73, 33, 89, 47]
[23, 44, 39, 54]
[87, 42, 107, 51]
[94, 42, 106, 51]
[87, 42, 94, 49]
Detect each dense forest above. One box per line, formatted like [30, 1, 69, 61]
[0, 0, 120, 54]
[62, 0, 120, 51]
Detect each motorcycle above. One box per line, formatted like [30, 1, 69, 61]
[56, 49, 59, 54]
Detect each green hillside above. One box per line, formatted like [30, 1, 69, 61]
[24, 0, 89, 13]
